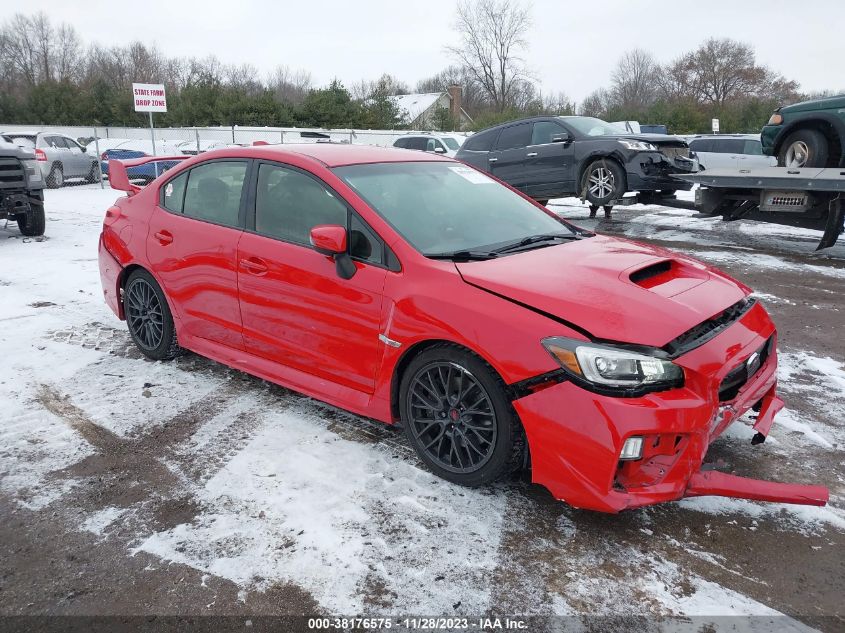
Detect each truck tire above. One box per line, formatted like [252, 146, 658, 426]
[778, 129, 829, 168]
[581, 158, 626, 208]
[17, 202, 46, 237]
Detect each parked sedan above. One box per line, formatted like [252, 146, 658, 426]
[98, 144, 826, 513]
[2, 131, 100, 187]
[100, 139, 186, 182]
[455, 116, 697, 215]
[687, 134, 777, 170]
[393, 133, 465, 157]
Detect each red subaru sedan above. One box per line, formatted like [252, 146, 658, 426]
[98, 144, 827, 512]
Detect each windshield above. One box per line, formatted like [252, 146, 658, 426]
[333, 162, 575, 256]
[562, 117, 623, 137]
[441, 137, 460, 150]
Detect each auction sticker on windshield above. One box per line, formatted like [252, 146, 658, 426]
[449, 164, 494, 184]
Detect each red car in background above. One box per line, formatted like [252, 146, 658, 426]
[97, 144, 827, 513]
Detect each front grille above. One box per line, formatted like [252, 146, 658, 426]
[718, 336, 773, 401]
[659, 146, 690, 160]
[664, 298, 755, 356]
[0, 157, 26, 189]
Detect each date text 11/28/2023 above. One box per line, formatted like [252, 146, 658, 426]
[307, 617, 528, 630]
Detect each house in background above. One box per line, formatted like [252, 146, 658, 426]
[390, 85, 473, 130]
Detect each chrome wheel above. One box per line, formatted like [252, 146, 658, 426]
[588, 166, 615, 199]
[406, 362, 497, 474]
[125, 278, 164, 351]
[784, 140, 810, 167]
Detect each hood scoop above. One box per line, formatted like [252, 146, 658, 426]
[625, 258, 709, 297]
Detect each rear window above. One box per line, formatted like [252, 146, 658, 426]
[182, 161, 248, 228]
[462, 131, 496, 152]
[441, 137, 460, 150]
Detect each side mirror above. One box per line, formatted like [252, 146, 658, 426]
[310, 224, 356, 279]
[81, 145, 87, 153]
[433, 146, 446, 154]
[551, 133, 571, 143]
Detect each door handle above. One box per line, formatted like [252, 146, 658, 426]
[488, 157, 498, 163]
[153, 230, 173, 245]
[240, 257, 268, 275]
[526, 152, 538, 158]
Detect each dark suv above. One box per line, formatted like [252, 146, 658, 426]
[455, 116, 696, 214]
[761, 95, 845, 168]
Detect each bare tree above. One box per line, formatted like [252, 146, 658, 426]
[0, 12, 82, 85]
[664, 38, 796, 105]
[350, 73, 408, 101]
[579, 88, 612, 118]
[447, 0, 533, 112]
[268, 65, 312, 105]
[610, 49, 658, 112]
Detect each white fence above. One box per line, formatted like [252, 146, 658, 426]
[0, 124, 469, 153]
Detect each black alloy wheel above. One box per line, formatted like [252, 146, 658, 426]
[125, 276, 164, 351]
[123, 269, 181, 360]
[400, 345, 524, 487]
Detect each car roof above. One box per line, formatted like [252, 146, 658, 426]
[231, 143, 453, 167]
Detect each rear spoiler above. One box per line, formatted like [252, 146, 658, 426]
[109, 155, 189, 195]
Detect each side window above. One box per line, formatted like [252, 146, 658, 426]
[46, 136, 65, 148]
[463, 131, 495, 152]
[255, 163, 348, 245]
[495, 123, 531, 150]
[394, 138, 408, 149]
[349, 213, 384, 265]
[426, 138, 437, 151]
[161, 172, 188, 213]
[182, 161, 247, 228]
[407, 137, 427, 151]
[531, 121, 563, 146]
[689, 139, 711, 153]
[720, 139, 745, 153]
[743, 139, 763, 155]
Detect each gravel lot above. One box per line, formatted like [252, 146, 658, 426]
[1, 185, 843, 631]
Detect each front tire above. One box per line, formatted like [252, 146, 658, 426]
[399, 345, 524, 487]
[778, 129, 829, 168]
[123, 269, 181, 361]
[85, 161, 100, 183]
[581, 159, 626, 207]
[16, 202, 46, 236]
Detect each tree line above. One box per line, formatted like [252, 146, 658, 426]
[0, 3, 837, 134]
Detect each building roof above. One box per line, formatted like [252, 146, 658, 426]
[389, 93, 444, 123]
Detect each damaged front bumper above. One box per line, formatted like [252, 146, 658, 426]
[626, 151, 699, 192]
[513, 302, 829, 513]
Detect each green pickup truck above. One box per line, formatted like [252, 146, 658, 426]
[761, 95, 845, 168]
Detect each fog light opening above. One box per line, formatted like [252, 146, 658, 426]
[620, 436, 644, 461]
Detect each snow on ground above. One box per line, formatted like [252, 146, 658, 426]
[1, 184, 843, 623]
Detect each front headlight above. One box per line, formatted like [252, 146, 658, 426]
[21, 159, 42, 186]
[542, 337, 683, 391]
[767, 112, 783, 126]
[618, 139, 658, 152]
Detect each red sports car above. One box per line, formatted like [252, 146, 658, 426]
[98, 144, 827, 512]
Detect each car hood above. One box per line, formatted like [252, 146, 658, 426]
[455, 235, 749, 348]
[781, 95, 845, 114]
[613, 133, 688, 147]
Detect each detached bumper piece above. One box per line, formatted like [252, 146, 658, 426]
[685, 470, 829, 507]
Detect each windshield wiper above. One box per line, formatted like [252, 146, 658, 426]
[426, 250, 500, 261]
[493, 233, 577, 254]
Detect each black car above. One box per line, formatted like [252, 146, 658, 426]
[455, 116, 697, 215]
[0, 137, 45, 236]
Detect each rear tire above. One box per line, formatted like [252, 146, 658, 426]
[123, 269, 182, 361]
[399, 344, 524, 488]
[16, 202, 46, 237]
[85, 161, 100, 183]
[46, 163, 64, 188]
[581, 158, 626, 207]
[777, 129, 830, 168]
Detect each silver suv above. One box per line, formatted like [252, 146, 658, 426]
[1, 131, 100, 188]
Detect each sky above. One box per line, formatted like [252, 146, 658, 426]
[3, 0, 843, 103]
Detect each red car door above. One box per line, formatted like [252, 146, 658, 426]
[146, 160, 249, 350]
[237, 162, 387, 393]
